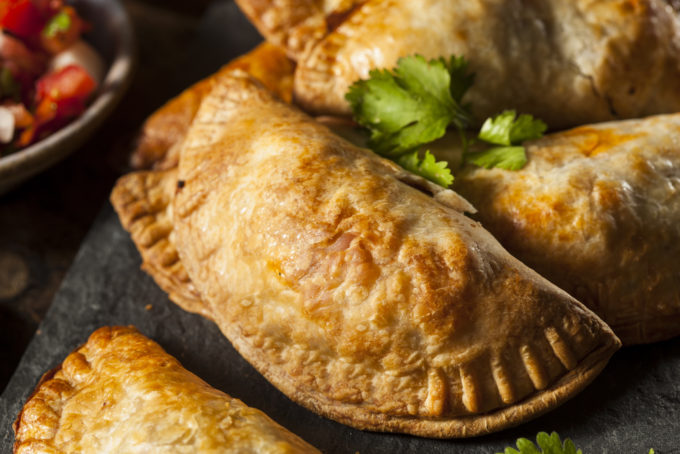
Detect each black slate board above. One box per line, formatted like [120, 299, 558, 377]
[2, 2, 680, 453]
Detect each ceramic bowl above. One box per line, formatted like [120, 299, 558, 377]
[0, 0, 135, 195]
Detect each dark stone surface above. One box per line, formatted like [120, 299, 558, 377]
[1, 1, 680, 453]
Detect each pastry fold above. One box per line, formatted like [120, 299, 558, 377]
[131, 42, 294, 170]
[291, 0, 680, 129]
[112, 71, 620, 437]
[13, 326, 319, 453]
[234, 0, 364, 59]
[110, 167, 210, 318]
[450, 114, 680, 345]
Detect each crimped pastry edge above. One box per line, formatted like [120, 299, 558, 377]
[222, 322, 619, 438]
[13, 352, 80, 452]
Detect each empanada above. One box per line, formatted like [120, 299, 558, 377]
[111, 167, 210, 319]
[112, 71, 620, 437]
[293, 0, 680, 129]
[234, 0, 364, 59]
[131, 42, 294, 170]
[13, 326, 319, 453]
[448, 114, 680, 345]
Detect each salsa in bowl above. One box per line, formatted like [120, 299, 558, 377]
[0, 0, 134, 194]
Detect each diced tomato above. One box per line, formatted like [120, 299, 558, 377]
[36, 91, 83, 119]
[16, 64, 96, 146]
[36, 64, 96, 105]
[0, 0, 45, 41]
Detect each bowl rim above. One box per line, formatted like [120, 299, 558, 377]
[0, 0, 136, 193]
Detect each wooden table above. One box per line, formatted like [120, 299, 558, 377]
[0, 0, 220, 392]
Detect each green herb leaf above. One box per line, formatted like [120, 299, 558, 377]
[0, 67, 20, 100]
[466, 110, 545, 170]
[465, 145, 527, 170]
[444, 55, 475, 104]
[346, 54, 473, 158]
[397, 150, 454, 187]
[43, 10, 72, 38]
[497, 432, 582, 454]
[479, 110, 547, 146]
[346, 55, 545, 183]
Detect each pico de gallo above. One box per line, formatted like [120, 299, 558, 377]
[0, 0, 104, 156]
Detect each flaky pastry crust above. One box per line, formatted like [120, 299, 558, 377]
[451, 114, 680, 345]
[110, 168, 211, 319]
[234, 0, 364, 59]
[131, 42, 294, 170]
[166, 71, 620, 437]
[13, 327, 319, 453]
[294, 0, 680, 129]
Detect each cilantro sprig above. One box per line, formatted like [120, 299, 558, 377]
[346, 55, 472, 187]
[499, 432, 582, 454]
[466, 110, 547, 170]
[346, 55, 473, 157]
[345, 55, 547, 187]
[397, 150, 454, 187]
[498, 432, 654, 454]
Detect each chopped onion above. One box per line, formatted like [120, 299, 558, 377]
[0, 107, 15, 144]
[49, 40, 105, 84]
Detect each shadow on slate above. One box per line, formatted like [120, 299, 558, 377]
[2, 1, 680, 452]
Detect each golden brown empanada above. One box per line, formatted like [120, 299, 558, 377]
[119, 71, 621, 438]
[111, 168, 211, 319]
[234, 0, 364, 59]
[293, 0, 680, 129]
[13, 326, 319, 453]
[131, 41, 294, 170]
[446, 114, 680, 345]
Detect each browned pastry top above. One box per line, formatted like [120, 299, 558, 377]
[293, 0, 680, 129]
[451, 114, 680, 345]
[14, 326, 319, 453]
[132, 42, 294, 171]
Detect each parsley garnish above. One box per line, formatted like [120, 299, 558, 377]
[498, 432, 654, 454]
[346, 55, 546, 187]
